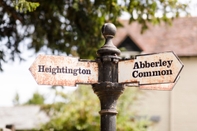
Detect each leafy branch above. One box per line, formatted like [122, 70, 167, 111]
[13, 0, 39, 13]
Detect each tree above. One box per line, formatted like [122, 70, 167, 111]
[0, 0, 189, 71]
[40, 86, 153, 131]
[40, 86, 100, 131]
[13, 0, 39, 13]
[25, 91, 45, 105]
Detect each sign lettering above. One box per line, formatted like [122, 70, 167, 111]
[38, 65, 92, 76]
[133, 59, 173, 69]
[132, 69, 172, 78]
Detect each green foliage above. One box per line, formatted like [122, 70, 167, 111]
[25, 91, 45, 105]
[40, 86, 100, 131]
[116, 87, 153, 130]
[40, 86, 153, 131]
[13, 0, 40, 13]
[0, 0, 190, 71]
[127, 0, 189, 32]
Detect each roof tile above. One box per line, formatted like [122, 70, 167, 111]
[113, 17, 197, 56]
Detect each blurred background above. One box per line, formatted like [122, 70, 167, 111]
[0, 0, 197, 131]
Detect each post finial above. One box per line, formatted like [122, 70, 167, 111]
[97, 23, 121, 56]
[102, 23, 116, 38]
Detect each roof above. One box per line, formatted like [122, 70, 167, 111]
[0, 106, 49, 130]
[113, 17, 197, 57]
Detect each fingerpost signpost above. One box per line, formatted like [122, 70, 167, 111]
[29, 23, 184, 131]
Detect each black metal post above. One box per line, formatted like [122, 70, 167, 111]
[92, 23, 125, 131]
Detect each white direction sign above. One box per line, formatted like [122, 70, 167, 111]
[29, 55, 98, 86]
[118, 52, 183, 85]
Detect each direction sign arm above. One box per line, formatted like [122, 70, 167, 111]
[118, 51, 184, 89]
[29, 55, 98, 86]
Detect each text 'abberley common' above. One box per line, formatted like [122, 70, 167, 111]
[38, 65, 91, 76]
[132, 59, 173, 78]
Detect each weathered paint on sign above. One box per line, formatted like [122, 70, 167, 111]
[29, 55, 98, 86]
[125, 77, 178, 91]
[139, 76, 179, 91]
[139, 83, 175, 91]
[118, 51, 183, 85]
